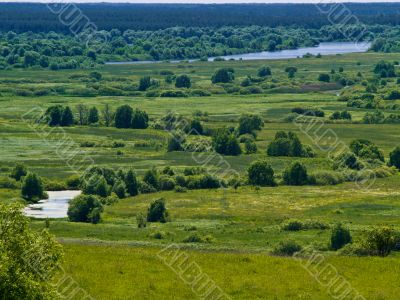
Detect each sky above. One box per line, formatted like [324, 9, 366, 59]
[0, 0, 398, 3]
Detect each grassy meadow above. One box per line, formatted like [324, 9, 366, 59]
[2, 51, 400, 299]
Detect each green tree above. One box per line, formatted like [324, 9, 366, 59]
[0, 203, 63, 299]
[60, 106, 74, 126]
[10, 163, 27, 181]
[318, 73, 330, 82]
[125, 169, 139, 196]
[238, 114, 263, 135]
[45, 105, 63, 126]
[67, 194, 103, 224]
[88, 107, 99, 124]
[23, 51, 40, 66]
[21, 172, 45, 201]
[131, 108, 149, 129]
[139, 76, 151, 91]
[112, 180, 126, 199]
[115, 105, 133, 128]
[175, 74, 191, 88]
[283, 162, 309, 186]
[258, 65, 272, 77]
[212, 129, 241, 156]
[247, 160, 275, 186]
[143, 167, 159, 190]
[211, 68, 235, 84]
[389, 147, 400, 169]
[330, 223, 352, 250]
[147, 198, 169, 223]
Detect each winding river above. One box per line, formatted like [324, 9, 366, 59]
[106, 42, 371, 65]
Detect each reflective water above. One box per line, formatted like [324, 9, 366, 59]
[24, 190, 81, 219]
[106, 42, 370, 65]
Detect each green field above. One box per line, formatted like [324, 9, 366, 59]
[2, 52, 400, 299]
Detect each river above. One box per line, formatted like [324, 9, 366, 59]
[105, 42, 371, 65]
[24, 190, 81, 219]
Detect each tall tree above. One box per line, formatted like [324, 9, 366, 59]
[60, 106, 74, 126]
[102, 104, 114, 127]
[88, 107, 99, 124]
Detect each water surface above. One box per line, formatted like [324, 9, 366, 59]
[106, 42, 370, 65]
[24, 190, 81, 219]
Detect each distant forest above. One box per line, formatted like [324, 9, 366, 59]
[0, 3, 400, 32]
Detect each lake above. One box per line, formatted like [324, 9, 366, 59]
[24, 190, 81, 219]
[106, 42, 371, 65]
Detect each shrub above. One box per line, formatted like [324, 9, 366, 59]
[365, 226, 396, 257]
[138, 76, 151, 91]
[0, 176, 19, 189]
[330, 223, 352, 250]
[267, 131, 311, 157]
[238, 114, 263, 135]
[136, 213, 147, 228]
[281, 219, 303, 231]
[318, 73, 330, 82]
[150, 231, 166, 239]
[175, 75, 191, 88]
[147, 198, 169, 223]
[272, 240, 302, 256]
[247, 160, 275, 186]
[167, 130, 186, 152]
[67, 194, 103, 224]
[313, 171, 345, 185]
[212, 129, 241, 156]
[183, 233, 213, 243]
[350, 139, 384, 162]
[258, 65, 272, 77]
[112, 180, 126, 199]
[21, 172, 45, 201]
[160, 90, 188, 97]
[283, 162, 309, 186]
[138, 181, 157, 194]
[244, 140, 257, 154]
[159, 176, 176, 191]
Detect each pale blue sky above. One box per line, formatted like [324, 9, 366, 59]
[0, 0, 398, 3]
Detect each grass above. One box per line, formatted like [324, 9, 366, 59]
[2, 51, 400, 299]
[62, 242, 400, 300]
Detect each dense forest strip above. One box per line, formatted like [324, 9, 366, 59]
[0, 3, 400, 32]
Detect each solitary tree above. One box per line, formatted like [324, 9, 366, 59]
[147, 198, 169, 223]
[21, 172, 45, 201]
[247, 160, 275, 186]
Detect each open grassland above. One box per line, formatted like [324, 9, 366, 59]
[62, 243, 400, 300]
[2, 52, 400, 299]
